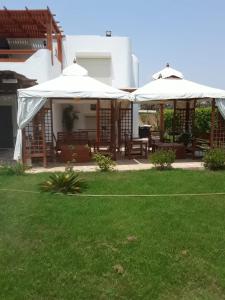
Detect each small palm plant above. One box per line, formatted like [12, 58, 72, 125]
[40, 169, 86, 194]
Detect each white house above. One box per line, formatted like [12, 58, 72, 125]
[53, 35, 139, 139]
[0, 8, 139, 157]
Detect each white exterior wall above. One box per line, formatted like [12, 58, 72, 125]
[0, 49, 61, 146]
[0, 35, 139, 148]
[62, 35, 135, 88]
[0, 49, 61, 83]
[61, 35, 140, 137]
[52, 100, 97, 138]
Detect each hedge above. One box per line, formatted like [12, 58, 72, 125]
[163, 107, 211, 136]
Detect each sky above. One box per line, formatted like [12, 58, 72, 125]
[1, 0, 225, 88]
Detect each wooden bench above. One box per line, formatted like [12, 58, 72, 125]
[56, 131, 91, 163]
[56, 131, 89, 147]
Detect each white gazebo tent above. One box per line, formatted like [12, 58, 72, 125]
[132, 65, 225, 151]
[14, 63, 131, 165]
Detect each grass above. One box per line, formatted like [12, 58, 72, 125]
[1, 169, 225, 299]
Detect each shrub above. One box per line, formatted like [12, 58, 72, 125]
[0, 162, 28, 176]
[203, 148, 225, 170]
[164, 109, 174, 133]
[40, 169, 86, 194]
[94, 153, 116, 172]
[194, 108, 211, 137]
[150, 149, 176, 170]
[163, 107, 211, 137]
[178, 132, 192, 146]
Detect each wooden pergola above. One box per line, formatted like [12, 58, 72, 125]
[0, 7, 63, 64]
[156, 98, 225, 158]
[133, 65, 225, 159]
[21, 99, 133, 167]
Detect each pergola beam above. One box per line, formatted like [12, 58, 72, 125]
[25, 6, 46, 32]
[0, 8, 63, 38]
[210, 98, 216, 147]
[3, 6, 31, 38]
[159, 103, 164, 141]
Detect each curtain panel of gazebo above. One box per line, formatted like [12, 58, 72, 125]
[216, 99, 225, 120]
[14, 97, 47, 160]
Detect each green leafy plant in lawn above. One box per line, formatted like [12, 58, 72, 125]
[0, 162, 28, 176]
[93, 152, 116, 172]
[203, 148, 225, 170]
[40, 169, 86, 194]
[150, 149, 176, 170]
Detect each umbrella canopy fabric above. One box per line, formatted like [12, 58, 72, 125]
[14, 63, 131, 161]
[18, 63, 130, 100]
[132, 66, 225, 102]
[152, 65, 184, 80]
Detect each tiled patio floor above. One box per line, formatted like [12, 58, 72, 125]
[28, 159, 204, 173]
[0, 149, 204, 173]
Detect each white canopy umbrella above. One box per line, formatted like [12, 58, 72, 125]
[18, 63, 130, 100]
[152, 64, 184, 80]
[14, 63, 131, 160]
[133, 65, 225, 102]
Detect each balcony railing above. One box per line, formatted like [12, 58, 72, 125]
[0, 49, 37, 62]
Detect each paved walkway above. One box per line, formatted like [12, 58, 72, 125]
[29, 159, 204, 173]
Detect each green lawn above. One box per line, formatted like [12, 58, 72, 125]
[1, 170, 225, 299]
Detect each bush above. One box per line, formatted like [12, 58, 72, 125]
[150, 149, 176, 170]
[203, 148, 225, 170]
[163, 107, 211, 137]
[194, 108, 211, 137]
[164, 109, 174, 133]
[40, 169, 86, 194]
[94, 153, 116, 172]
[178, 132, 192, 146]
[0, 162, 28, 176]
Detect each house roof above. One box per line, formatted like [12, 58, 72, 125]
[0, 7, 63, 38]
[0, 70, 36, 94]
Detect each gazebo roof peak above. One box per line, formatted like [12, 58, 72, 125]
[152, 64, 184, 80]
[62, 61, 88, 77]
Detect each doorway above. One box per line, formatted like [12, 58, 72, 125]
[0, 106, 13, 148]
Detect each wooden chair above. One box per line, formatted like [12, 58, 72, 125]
[124, 135, 148, 159]
[93, 140, 116, 159]
[56, 131, 89, 147]
[190, 138, 210, 159]
[148, 130, 161, 152]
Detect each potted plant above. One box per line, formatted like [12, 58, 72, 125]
[62, 105, 78, 132]
[178, 132, 192, 146]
